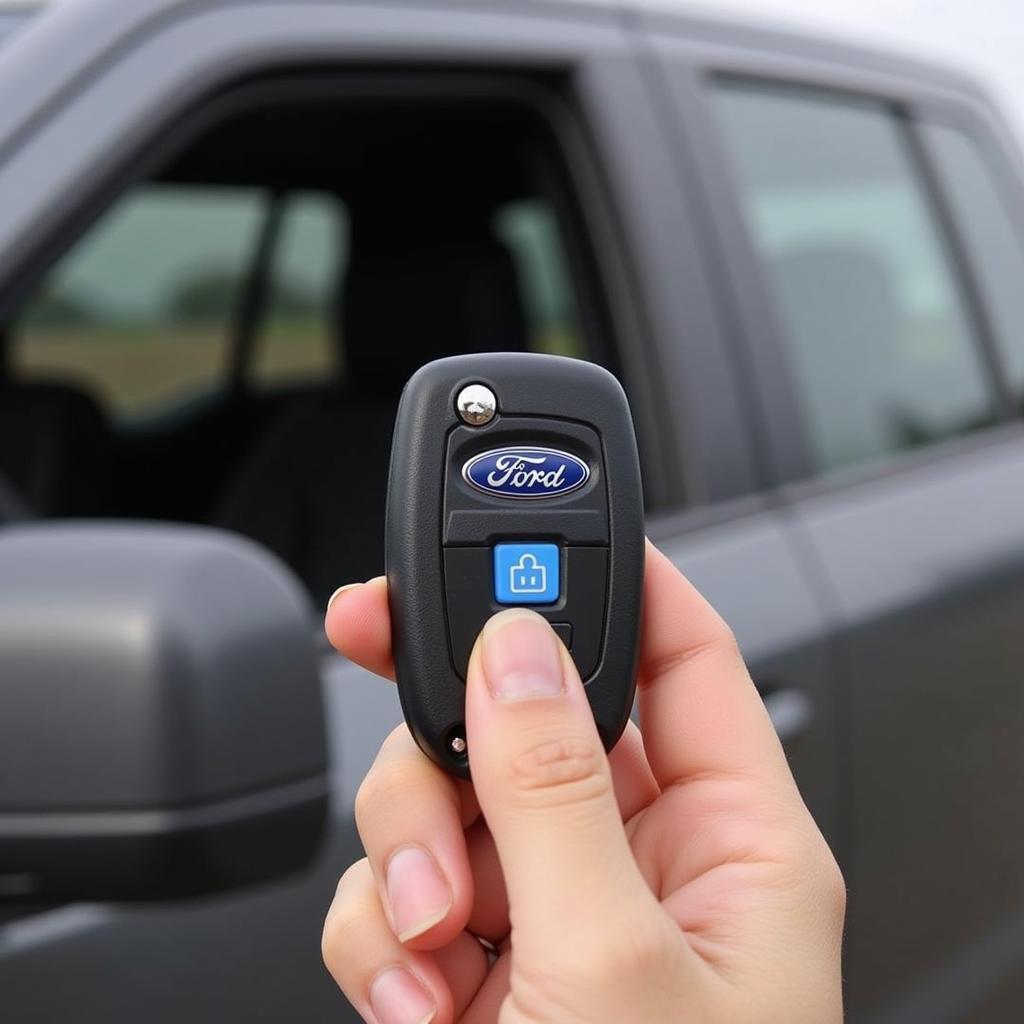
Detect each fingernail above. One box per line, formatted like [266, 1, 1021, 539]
[385, 846, 453, 943]
[369, 966, 436, 1024]
[326, 582, 362, 613]
[480, 609, 565, 701]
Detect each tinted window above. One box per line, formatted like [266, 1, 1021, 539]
[0, 83, 622, 607]
[494, 200, 583, 358]
[252, 191, 346, 387]
[13, 185, 266, 418]
[13, 187, 584, 419]
[924, 123, 1024, 402]
[713, 84, 995, 471]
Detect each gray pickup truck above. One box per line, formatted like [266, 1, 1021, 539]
[2, 1, 1024, 1021]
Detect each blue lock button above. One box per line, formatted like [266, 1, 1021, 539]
[494, 543, 560, 605]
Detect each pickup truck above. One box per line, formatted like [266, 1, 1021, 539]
[2, 2, 1024, 1022]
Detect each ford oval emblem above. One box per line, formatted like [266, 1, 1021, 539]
[462, 446, 590, 500]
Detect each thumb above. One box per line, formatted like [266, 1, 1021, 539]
[464, 609, 648, 941]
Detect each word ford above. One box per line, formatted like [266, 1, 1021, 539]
[462, 447, 590, 499]
[488, 454, 565, 489]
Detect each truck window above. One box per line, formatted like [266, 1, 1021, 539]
[13, 185, 341, 419]
[712, 83, 996, 472]
[0, 82, 603, 602]
[923, 123, 1024, 406]
[494, 200, 581, 358]
[251, 191, 345, 388]
[253, 195, 583, 387]
[11, 190, 584, 421]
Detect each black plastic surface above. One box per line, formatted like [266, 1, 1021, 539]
[0, 524, 328, 899]
[386, 353, 644, 776]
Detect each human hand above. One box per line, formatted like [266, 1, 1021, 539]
[322, 540, 845, 1024]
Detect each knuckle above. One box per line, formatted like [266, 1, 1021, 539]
[352, 775, 378, 827]
[585, 922, 669, 985]
[643, 618, 744, 688]
[333, 856, 371, 897]
[509, 736, 611, 809]
[705, 612, 740, 655]
[773, 827, 847, 923]
[769, 828, 828, 890]
[353, 728, 420, 825]
[353, 761, 414, 827]
[323, 900, 373, 952]
[516, 916, 675, 1014]
[708, 623, 746, 675]
[321, 861, 377, 974]
[688, 606, 741, 659]
[771, 824, 818, 869]
[381, 722, 414, 754]
[821, 847, 848, 919]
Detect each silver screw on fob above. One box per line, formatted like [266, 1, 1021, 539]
[456, 384, 496, 426]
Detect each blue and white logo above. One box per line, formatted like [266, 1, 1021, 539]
[462, 446, 590, 500]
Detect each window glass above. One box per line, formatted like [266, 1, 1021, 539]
[13, 185, 264, 418]
[252, 191, 347, 387]
[713, 84, 995, 471]
[11, 186, 587, 421]
[494, 200, 585, 359]
[924, 123, 1024, 402]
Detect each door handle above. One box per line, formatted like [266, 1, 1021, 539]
[761, 688, 814, 743]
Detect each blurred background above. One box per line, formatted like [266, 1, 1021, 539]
[699, 0, 1024, 133]
[1, 1, 1024, 1022]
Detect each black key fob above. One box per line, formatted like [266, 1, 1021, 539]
[386, 353, 644, 777]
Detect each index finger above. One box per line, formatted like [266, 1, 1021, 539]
[325, 576, 395, 680]
[637, 541, 794, 793]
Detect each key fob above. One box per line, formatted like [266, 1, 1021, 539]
[386, 353, 644, 777]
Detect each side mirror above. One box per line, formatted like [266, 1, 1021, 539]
[0, 524, 328, 901]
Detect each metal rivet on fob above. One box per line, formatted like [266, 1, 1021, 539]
[456, 384, 496, 426]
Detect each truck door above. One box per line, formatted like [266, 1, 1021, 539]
[667, 42, 1024, 1022]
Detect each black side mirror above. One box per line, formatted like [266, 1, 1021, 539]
[0, 524, 328, 900]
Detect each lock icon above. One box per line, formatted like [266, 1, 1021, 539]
[510, 553, 546, 594]
[494, 542, 559, 605]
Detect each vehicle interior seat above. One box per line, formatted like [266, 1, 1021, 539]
[213, 202, 528, 606]
[0, 330, 112, 518]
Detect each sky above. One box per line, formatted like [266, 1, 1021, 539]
[678, 0, 1024, 139]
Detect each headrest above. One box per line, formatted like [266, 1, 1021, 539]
[769, 243, 906, 465]
[770, 244, 900, 356]
[339, 221, 527, 395]
[0, 379, 109, 516]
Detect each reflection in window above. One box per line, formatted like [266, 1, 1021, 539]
[924, 123, 1024, 403]
[495, 200, 584, 359]
[13, 188, 589, 420]
[15, 185, 264, 417]
[714, 84, 995, 471]
[253, 192, 346, 387]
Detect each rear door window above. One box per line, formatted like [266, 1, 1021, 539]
[712, 83, 996, 472]
[923, 123, 1024, 405]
